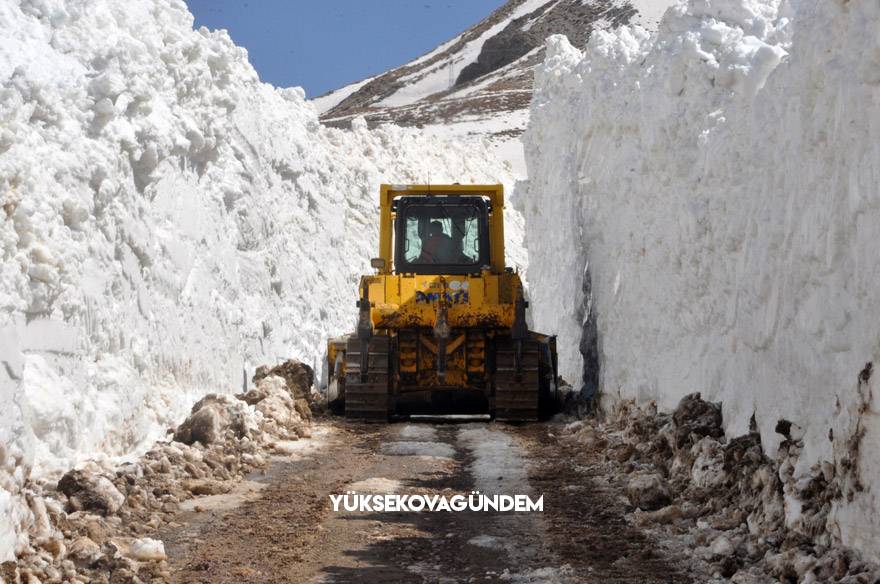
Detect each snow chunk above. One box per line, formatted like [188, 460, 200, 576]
[125, 538, 166, 562]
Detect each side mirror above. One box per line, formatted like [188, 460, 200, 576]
[370, 258, 386, 271]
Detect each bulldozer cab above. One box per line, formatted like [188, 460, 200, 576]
[376, 184, 507, 276]
[394, 196, 490, 275]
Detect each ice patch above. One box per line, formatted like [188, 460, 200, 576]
[457, 426, 530, 494]
[397, 425, 439, 441]
[382, 441, 455, 459]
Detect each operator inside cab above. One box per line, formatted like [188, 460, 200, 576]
[395, 196, 490, 275]
[419, 221, 454, 263]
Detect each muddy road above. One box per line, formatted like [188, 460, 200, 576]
[160, 420, 695, 583]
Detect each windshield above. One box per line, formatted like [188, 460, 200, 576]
[399, 202, 484, 267]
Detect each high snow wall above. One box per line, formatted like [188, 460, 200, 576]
[0, 0, 514, 560]
[520, 0, 880, 559]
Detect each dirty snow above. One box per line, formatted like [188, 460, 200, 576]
[520, 0, 880, 562]
[10, 366, 314, 581]
[565, 396, 880, 581]
[270, 424, 332, 459]
[0, 0, 512, 562]
[178, 480, 267, 513]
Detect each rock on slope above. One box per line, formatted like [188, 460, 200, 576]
[520, 0, 880, 562]
[0, 0, 512, 562]
[313, 0, 677, 176]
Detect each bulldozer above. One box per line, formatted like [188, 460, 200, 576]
[326, 184, 558, 421]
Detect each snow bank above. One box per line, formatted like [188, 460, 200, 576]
[0, 0, 511, 561]
[520, 0, 880, 560]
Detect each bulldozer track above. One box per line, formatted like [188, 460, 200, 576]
[494, 339, 541, 421]
[344, 336, 391, 421]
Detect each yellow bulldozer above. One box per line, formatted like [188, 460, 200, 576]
[326, 184, 558, 421]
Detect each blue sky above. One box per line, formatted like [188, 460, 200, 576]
[185, 0, 506, 99]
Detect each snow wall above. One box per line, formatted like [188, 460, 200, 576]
[0, 0, 516, 560]
[519, 0, 880, 560]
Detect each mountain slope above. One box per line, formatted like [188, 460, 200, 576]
[313, 0, 675, 174]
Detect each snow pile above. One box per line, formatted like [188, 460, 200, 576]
[0, 0, 512, 562]
[520, 0, 880, 561]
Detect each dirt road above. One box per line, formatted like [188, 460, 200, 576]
[161, 420, 695, 583]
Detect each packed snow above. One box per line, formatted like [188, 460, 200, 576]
[519, 0, 880, 562]
[458, 425, 531, 494]
[0, 0, 514, 562]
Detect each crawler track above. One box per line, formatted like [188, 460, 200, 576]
[493, 339, 541, 421]
[343, 337, 391, 421]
